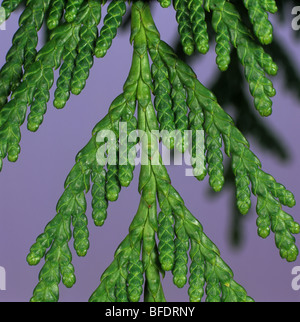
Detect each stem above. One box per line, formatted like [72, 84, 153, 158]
[131, 1, 166, 302]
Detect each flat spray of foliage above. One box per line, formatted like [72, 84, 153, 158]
[0, 0, 298, 302]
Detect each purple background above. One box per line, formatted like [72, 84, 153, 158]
[0, 4, 300, 302]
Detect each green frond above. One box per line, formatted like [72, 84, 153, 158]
[173, 0, 195, 56]
[243, 0, 276, 45]
[47, 0, 65, 30]
[0, 0, 295, 303]
[188, 0, 209, 54]
[95, 0, 127, 58]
